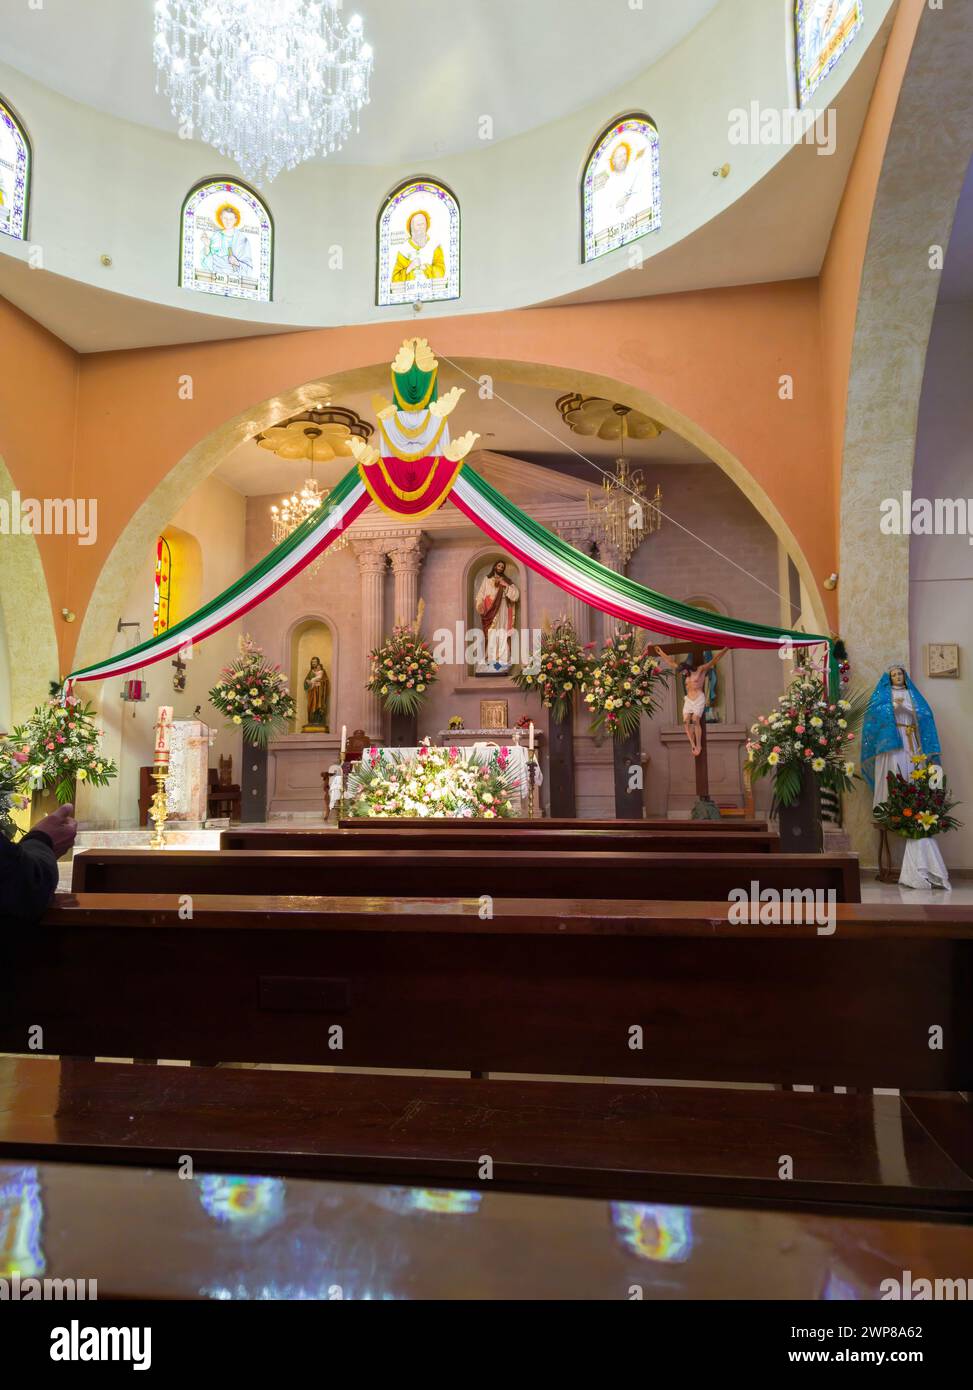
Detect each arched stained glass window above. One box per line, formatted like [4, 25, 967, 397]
[377, 177, 460, 307]
[153, 535, 173, 637]
[796, 0, 864, 108]
[0, 95, 31, 242]
[582, 113, 660, 264]
[180, 177, 273, 301]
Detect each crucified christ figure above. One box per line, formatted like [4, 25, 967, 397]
[654, 647, 727, 756]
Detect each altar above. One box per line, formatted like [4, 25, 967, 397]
[351, 737, 540, 817]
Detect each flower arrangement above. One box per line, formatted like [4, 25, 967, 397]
[10, 695, 118, 804]
[348, 742, 516, 819]
[366, 614, 439, 716]
[0, 742, 30, 837]
[745, 671, 869, 806]
[582, 629, 665, 739]
[514, 616, 593, 723]
[447, 715, 465, 731]
[873, 756, 961, 840]
[208, 635, 296, 748]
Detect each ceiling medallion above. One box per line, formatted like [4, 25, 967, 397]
[153, 0, 374, 185]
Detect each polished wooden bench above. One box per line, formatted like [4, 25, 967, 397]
[220, 827, 782, 854]
[1, 893, 970, 1213]
[337, 817, 771, 832]
[72, 848, 860, 901]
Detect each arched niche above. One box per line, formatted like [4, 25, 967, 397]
[463, 545, 531, 678]
[286, 616, 336, 733]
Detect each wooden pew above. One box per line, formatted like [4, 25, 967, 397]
[72, 848, 860, 901]
[337, 816, 770, 831]
[220, 827, 782, 855]
[0, 894, 970, 1212]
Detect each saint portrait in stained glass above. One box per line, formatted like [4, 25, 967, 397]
[0, 96, 31, 242]
[796, 0, 864, 108]
[180, 178, 273, 302]
[582, 114, 660, 263]
[377, 178, 459, 307]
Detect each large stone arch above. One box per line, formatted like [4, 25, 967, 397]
[73, 356, 829, 683]
[839, 1, 973, 851]
[0, 454, 60, 721]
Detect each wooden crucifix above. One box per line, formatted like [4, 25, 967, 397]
[653, 641, 728, 812]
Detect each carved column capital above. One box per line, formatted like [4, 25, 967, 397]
[386, 531, 430, 573]
[352, 539, 389, 576]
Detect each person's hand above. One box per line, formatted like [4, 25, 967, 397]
[32, 803, 77, 859]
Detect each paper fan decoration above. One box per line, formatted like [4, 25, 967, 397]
[556, 393, 664, 442]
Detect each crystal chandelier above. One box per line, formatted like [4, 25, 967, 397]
[587, 455, 662, 569]
[153, 0, 374, 185]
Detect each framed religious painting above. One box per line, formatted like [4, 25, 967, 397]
[376, 177, 460, 307]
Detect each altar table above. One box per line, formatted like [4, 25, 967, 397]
[354, 744, 538, 815]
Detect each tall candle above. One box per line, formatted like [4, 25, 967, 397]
[340, 724, 347, 759]
[528, 720, 535, 751]
[154, 706, 173, 764]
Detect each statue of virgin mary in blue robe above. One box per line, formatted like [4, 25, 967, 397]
[860, 663, 942, 808]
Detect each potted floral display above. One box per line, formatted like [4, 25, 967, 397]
[582, 629, 665, 739]
[209, 635, 297, 823]
[873, 754, 961, 890]
[11, 693, 118, 815]
[514, 616, 592, 723]
[745, 670, 868, 850]
[0, 740, 31, 838]
[366, 606, 439, 746]
[208, 635, 297, 749]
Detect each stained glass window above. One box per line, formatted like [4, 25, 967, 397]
[796, 0, 864, 108]
[582, 113, 661, 263]
[180, 177, 273, 301]
[153, 535, 172, 637]
[0, 96, 31, 242]
[377, 178, 460, 307]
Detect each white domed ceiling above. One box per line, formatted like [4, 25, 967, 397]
[0, 0, 718, 166]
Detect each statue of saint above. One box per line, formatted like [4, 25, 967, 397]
[302, 656, 329, 732]
[475, 560, 520, 673]
[861, 663, 942, 808]
[391, 209, 445, 285]
[654, 646, 727, 757]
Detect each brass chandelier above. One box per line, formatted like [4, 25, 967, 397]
[555, 395, 663, 568]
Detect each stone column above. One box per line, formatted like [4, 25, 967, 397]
[353, 541, 388, 739]
[387, 531, 429, 629]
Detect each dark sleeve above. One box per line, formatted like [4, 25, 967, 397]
[0, 830, 58, 920]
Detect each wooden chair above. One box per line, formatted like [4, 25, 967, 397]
[207, 757, 242, 821]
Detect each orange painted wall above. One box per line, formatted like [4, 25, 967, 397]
[2, 278, 837, 673]
[819, 0, 924, 536]
[0, 297, 80, 635]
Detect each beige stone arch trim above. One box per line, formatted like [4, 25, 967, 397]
[75, 356, 827, 685]
[838, 2, 973, 853]
[0, 454, 60, 720]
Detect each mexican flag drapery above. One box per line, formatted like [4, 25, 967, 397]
[64, 459, 835, 691]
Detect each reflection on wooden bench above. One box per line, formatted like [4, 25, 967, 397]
[71, 849, 861, 901]
[1, 893, 970, 1214]
[219, 827, 782, 854]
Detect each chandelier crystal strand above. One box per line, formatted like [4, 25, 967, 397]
[153, 0, 373, 185]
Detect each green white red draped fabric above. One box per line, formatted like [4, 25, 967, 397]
[65, 459, 835, 691]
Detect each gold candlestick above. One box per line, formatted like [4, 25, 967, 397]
[149, 762, 170, 848]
